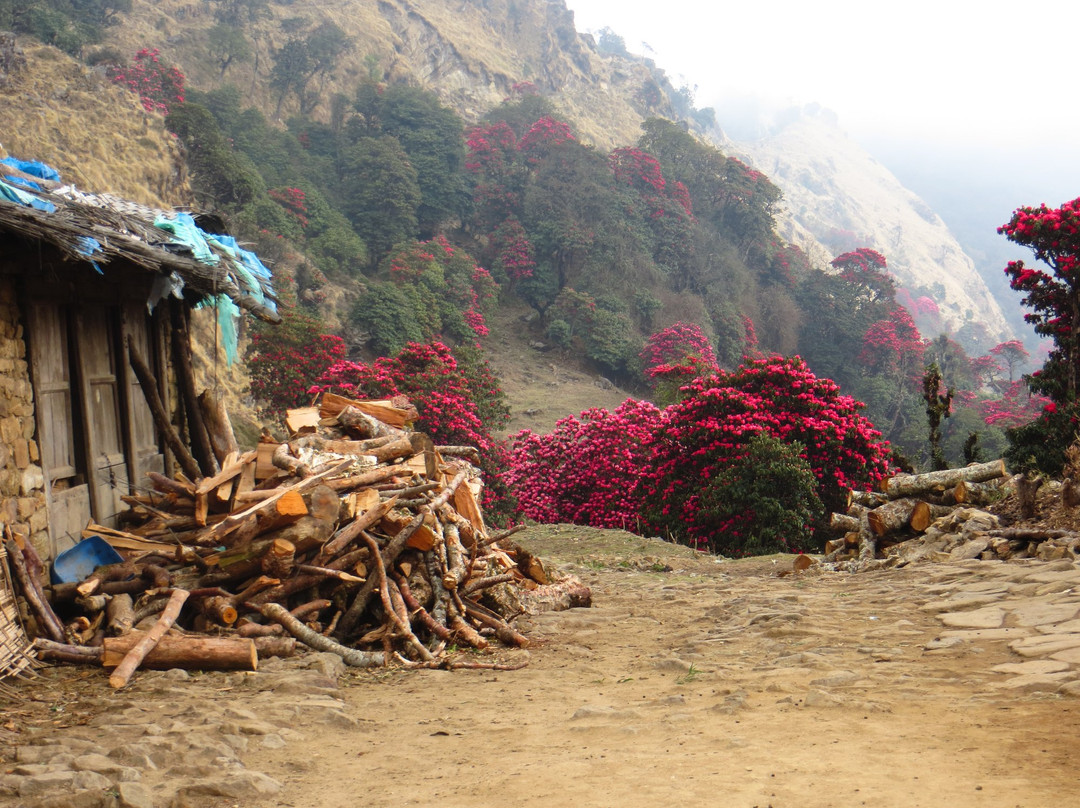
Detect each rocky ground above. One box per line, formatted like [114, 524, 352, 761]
[4, 525, 1080, 807]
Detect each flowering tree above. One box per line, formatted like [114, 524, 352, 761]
[109, 48, 185, 115]
[507, 399, 663, 529]
[639, 322, 719, 405]
[247, 309, 346, 414]
[638, 356, 892, 552]
[1000, 198, 1080, 401]
[858, 307, 926, 381]
[313, 342, 512, 517]
[831, 248, 894, 304]
[989, 339, 1030, 383]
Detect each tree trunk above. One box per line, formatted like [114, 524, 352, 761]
[953, 478, 1004, 505]
[198, 390, 240, 465]
[103, 632, 257, 671]
[879, 459, 1006, 498]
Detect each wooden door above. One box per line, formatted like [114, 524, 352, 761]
[122, 301, 164, 489]
[25, 302, 90, 554]
[72, 308, 126, 527]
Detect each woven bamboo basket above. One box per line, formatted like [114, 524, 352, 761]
[0, 539, 36, 684]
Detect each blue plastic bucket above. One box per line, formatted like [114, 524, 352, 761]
[50, 536, 124, 585]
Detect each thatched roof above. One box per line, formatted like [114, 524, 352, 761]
[0, 159, 279, 322]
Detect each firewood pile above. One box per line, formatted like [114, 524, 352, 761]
[822, 458, 1080, 570]
[7, 392, 590, 687]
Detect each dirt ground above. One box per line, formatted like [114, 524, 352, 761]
[7, 525, 1080, 808]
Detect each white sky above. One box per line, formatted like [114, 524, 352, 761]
[564, 0, 1080, 152]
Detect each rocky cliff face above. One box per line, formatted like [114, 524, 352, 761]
[107, 0, 675, 149]
[726, 109, 1013, 343]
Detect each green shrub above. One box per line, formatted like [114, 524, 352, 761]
[349, 282, 423, 356]
[696, 431, 823, 557]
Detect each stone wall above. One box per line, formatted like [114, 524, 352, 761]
[0, 276, 49, 560]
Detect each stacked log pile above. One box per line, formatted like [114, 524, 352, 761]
[822, 458, 1080, 570]
[9, 392, 590, 687]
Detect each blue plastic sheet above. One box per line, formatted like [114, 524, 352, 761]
[0, 178, 56, 213]
[75, 236, 103, 273]
[0, 157, 61, 182]
[153, 212, 219, 264]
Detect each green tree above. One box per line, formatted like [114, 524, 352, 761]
[339, 136, 421, 263]
[207, 23, 251, 77]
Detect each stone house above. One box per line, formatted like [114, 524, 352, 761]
[0, 160, 277, 565]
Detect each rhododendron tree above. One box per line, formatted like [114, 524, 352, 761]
[1000, 198, 1080, 402]
[638, 356, 891, 552]
[639, 322, 719, 404]
[858, 307, 926, 381]
[247, 309, 346, 414]
[831, 248, 894, 304]
[989, 339, 1030, 383]
[507, 399, 663, 529]
[109, 48, 185, 115]
[998, 198, 1080, 472]
[312, 342, 513, 518]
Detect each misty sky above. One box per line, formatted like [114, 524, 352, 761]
[565, 0, 1079, 156]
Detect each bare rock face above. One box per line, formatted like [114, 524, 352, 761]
[730, 110, 1013, 343]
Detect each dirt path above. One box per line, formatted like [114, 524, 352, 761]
[6, 527, 1080, 807]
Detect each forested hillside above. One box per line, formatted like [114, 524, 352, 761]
[2, 0, 1068, 554]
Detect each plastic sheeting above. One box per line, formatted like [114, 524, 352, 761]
[153, 212, 220, 265]
[0, 157, 61, 182]
[0, 178, 56, 213]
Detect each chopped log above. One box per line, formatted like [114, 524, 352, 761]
[335, 405, 402, 439]
[106, 593, 134, 636]
[516, 577, 592, 613]
[103, 632, 257, 671]
[198, 459, 351, 544]
[252, 636, 296, 659]
[829, 512, 860, 535]
[295, 564, 364, 583]
[858, 512, 876, 564]
[4, 537, 64, 642]
[849, 490, 889, 508]
[323, 465, 410, 494]
[984, 528, 1080, 541]
[198, 595, 238, 626]
[285, 406, 321, 436]
[33, 637, 104, 665]
[866, 498, 921, 536]
[255, 603, 386, 668]
[954, 478, 1004, 506]
[462, 597, 529, 648]
[909, 501, 957, 532]
[296, 434, 395, 456]
[463, 573, 517, 595]
[273, 443, 312, 478]
[108, 588, 189, 688]
[146, 472, 196, 498]
[127, 338, 202, 481]
[360, 532, 434, 661]
[237, 620, 284, 638]
[320, 392, 414, 430]
[395, 574, 452, 642]
[879, 459, 1007, 498]
[198, 390, 240, 465]
[1017, 473, 1044, 520]
[368, 436, 420, 464]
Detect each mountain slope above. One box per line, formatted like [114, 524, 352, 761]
[728, 109, 1012, 343]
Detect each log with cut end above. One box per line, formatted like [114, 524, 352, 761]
[879, 459, 1006, 498]
[106, 593, 134, 636]
[909, 501, 957, 533]
[866, 498, 920, 536]
[103, 633, 257, 671]
[954, 478, 1005, 505]
[516, 576, 592, 613]
[829, 512, 860, 535]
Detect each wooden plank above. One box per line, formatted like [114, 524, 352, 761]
[285, 407, 321, 435]
[318, 392, 414, 429]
